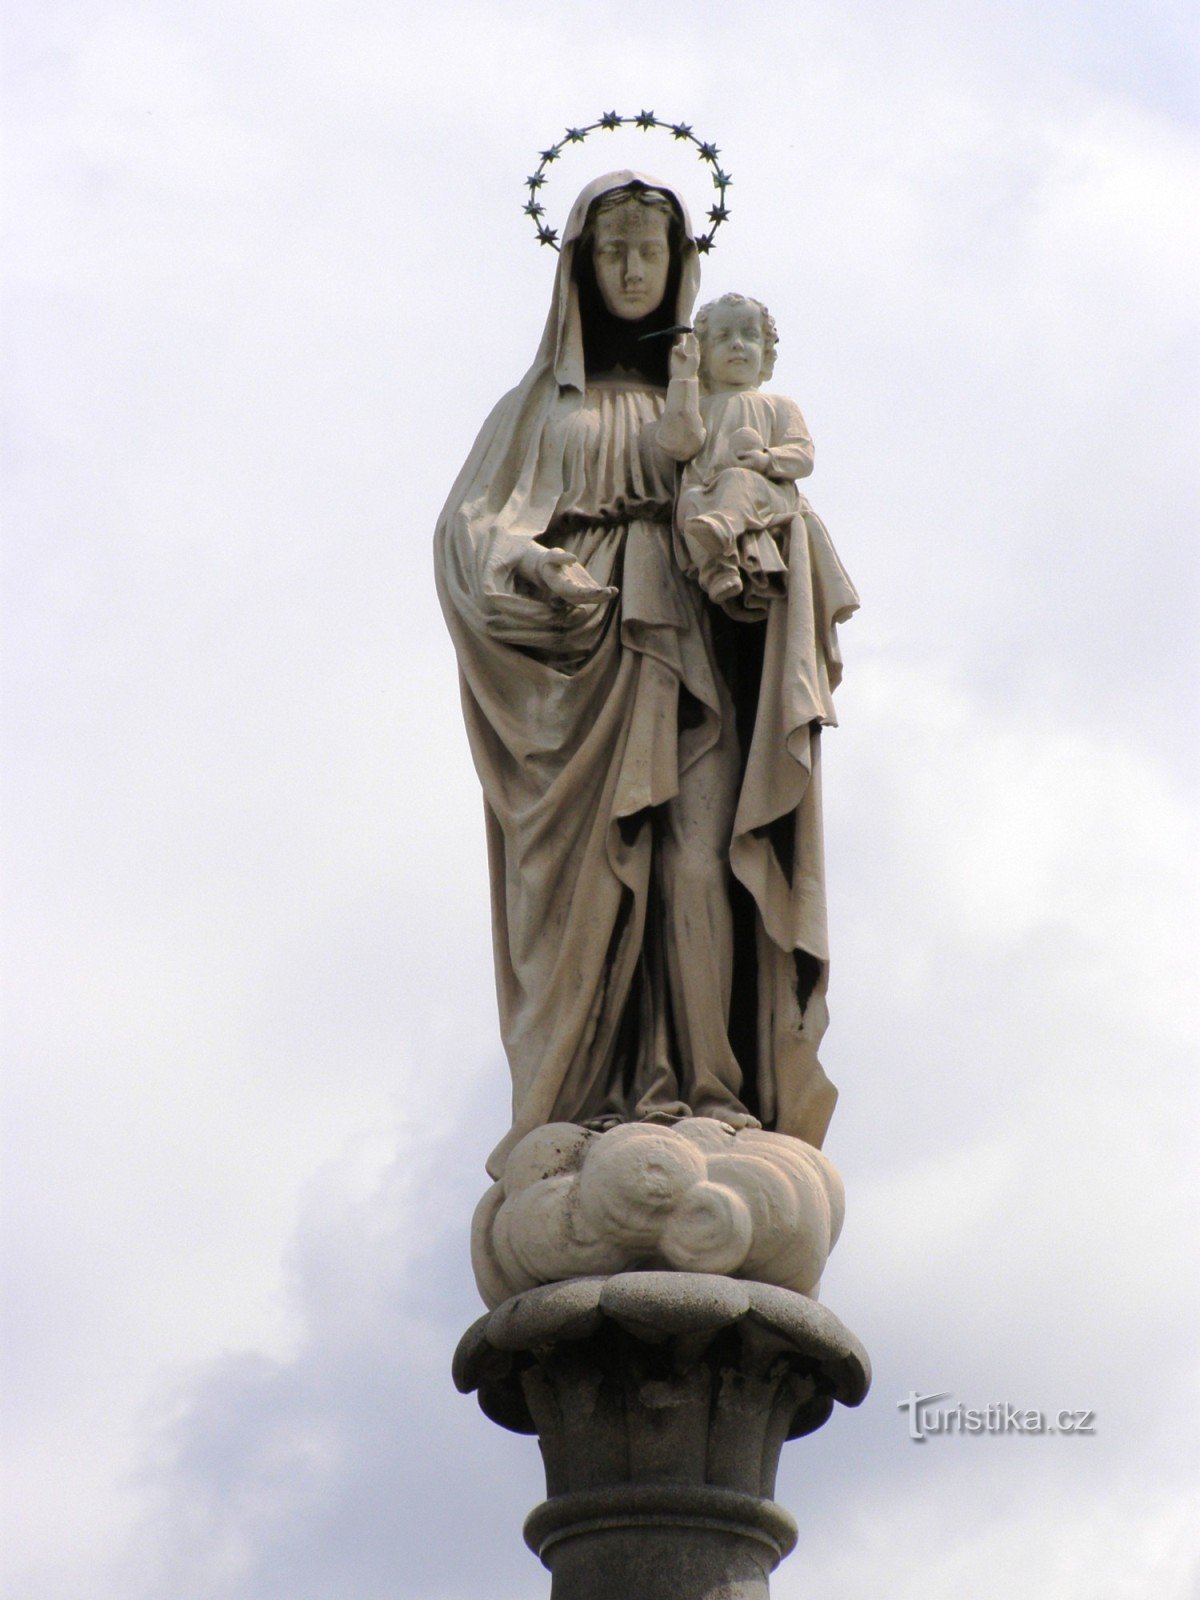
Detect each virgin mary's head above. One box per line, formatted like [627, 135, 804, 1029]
[573, 181, 687, 384]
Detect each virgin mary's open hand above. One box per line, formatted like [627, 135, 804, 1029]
[519, 544, 618, 607]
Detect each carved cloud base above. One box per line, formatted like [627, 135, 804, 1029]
[453, 1272, 870, 1600]
[472, 1120, 845, 1308]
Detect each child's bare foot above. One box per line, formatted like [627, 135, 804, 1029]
[695, 1102, 762, 1131]
[706, 567, 743, 605]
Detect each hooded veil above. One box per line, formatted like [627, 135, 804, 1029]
[435, 172, 858, 1178]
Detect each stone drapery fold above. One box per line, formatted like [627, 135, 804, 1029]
[434, 172, 858, 1177]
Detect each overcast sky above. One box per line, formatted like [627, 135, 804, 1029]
[4, 2, 1198, 1597]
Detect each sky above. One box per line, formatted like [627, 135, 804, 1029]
[3, 1, 1198, 1596]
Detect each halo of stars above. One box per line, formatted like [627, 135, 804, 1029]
[524, 112, 732, 253]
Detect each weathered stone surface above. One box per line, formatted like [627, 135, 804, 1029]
[525, 1484, 797, 1600]
[473, 1121, 846, 1307]
[487, 1277, 606, 1351]
[454, 1271, 868, 1598]
[599, 1269, 751, 1336]
[744, 1280, 871, 1407]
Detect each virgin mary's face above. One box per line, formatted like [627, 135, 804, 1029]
[591, 203, 672, 321]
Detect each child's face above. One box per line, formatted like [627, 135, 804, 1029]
[701, 302, 766, 390]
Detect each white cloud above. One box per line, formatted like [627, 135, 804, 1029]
[838, 655, 1197, 1031]
[777, 1465, 1200, 1600]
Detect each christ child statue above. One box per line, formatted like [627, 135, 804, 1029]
[658, 293, 814, 609]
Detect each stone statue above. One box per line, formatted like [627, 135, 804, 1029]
[435, 171, 857, 1188]
[443, 159, 868, 1600]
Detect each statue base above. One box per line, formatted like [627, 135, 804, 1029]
[453, 1272, 869, 1600]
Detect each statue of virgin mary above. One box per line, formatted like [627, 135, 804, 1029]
[435, 171, 857, 1180]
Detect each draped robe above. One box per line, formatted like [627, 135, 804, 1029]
[434, 173, 859, 1178]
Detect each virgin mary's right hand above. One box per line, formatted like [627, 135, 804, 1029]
[518, 545, 618, 608]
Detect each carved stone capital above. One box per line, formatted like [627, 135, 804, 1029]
[454, 1273, 869, 1599]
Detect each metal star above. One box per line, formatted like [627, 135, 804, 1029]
[524, 117, 732, 254]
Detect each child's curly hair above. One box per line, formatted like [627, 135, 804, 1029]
[694, 292, 780, 384]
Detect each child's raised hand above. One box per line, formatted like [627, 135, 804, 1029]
[669, 332, 701, 381]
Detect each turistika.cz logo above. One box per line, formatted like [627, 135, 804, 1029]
[898, 1391, 1096, 1442]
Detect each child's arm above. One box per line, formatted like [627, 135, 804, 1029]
[656, 333, 706, 461]
[757, 397, 814, 481]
